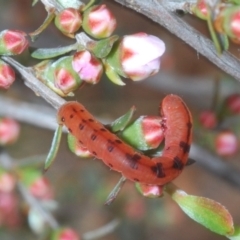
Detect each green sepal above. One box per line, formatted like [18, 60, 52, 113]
[44, 125, 63, 171]
[106, 40, 127, 78]
[110, 106, 136, 132]
[104, 60, 125, 86]
[166, 184, 234, 236]
[119, 117, 147, 151]
[88, 35, 119, 58]
[207, 14, 223, 55]
[31, 43, 78, 59]
[218, 33, 229, 51]
[67, 133, 77, 154]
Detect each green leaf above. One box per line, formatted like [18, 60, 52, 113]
[44, 125, 63, 171]
[104, 60, 126, 86]
[31, 43, 78, 59]
[88, 35, 119, 58]
[168, 184, 234, 236]
[110, 106, 136, 132]
[32, 0, 39, 6]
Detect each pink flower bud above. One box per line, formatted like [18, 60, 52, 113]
[72, 50, 103, 84]
[0, 30, 28, 55]
[220, 7, 240, 43]
[53, 228, 80, 240]
[142, 116, 164, 149]
[226, 93, 240, 114]
[68, 133, 92, 158]
[215, 130, 238, 157]
[192, 0, 209, 20]
[136, 183, 164, 198]
[82, 4, 116, 38]
[52, 56, 82, 94]
[30, 177, 53, 200]
[199, 110, 217, 129]
[0, 118, 20, 145]
[0, 60, 15, 89]
[107, 33, 165, 81]
[0, 172, 16, 193]
[121, 116, 164, 151]
[55, 8, 82, 35]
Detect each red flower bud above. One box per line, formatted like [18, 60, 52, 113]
[0, 30, 28, 55]
[215, 130, 238, 157]
[82, 4, 116, 39]
[136, 183, 164, 198]
[72, 50, 103, 84]
[30, 177, 53, 200]
[0, 172, 16, 193]
[52, 56, 82, 95]
[192, 0, 209, 20]
[199, 110, 217, 129]
[55, 8, 82, 36]
[226, 93, 240, 114]
[0, 118, 20, 145]
[53, 228, 80, 240]
[0, 60, 15, 89]
[68, 133, 92, 158]
[121, 116, 164, 151]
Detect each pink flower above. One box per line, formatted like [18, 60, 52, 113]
[82, 4, 116, 38]
[0, 60, 15, 89]
[55, 8, 82, 35]
[215, 130, 238, 157]
[0, 30, 28, 55]
[72, 50, 103, 84]
[0, 118, 20, 145]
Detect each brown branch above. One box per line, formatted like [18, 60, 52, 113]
[113, 0, 240, 82]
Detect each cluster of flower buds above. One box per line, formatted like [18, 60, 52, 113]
[198, 93, 240, 157]
[31, 3, 165, 95]
[0, 29, 29, 90]
[192, 0, 240, 49]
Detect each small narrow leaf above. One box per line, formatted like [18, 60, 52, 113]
[31, 43, 78, 59]
[167, 184, 234, 236]
[88, 35, 119, 58]
[44, 125, 63, 171]
[110, 106, 136, 132]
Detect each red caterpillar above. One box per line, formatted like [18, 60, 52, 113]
[57, 94, 192, 185]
